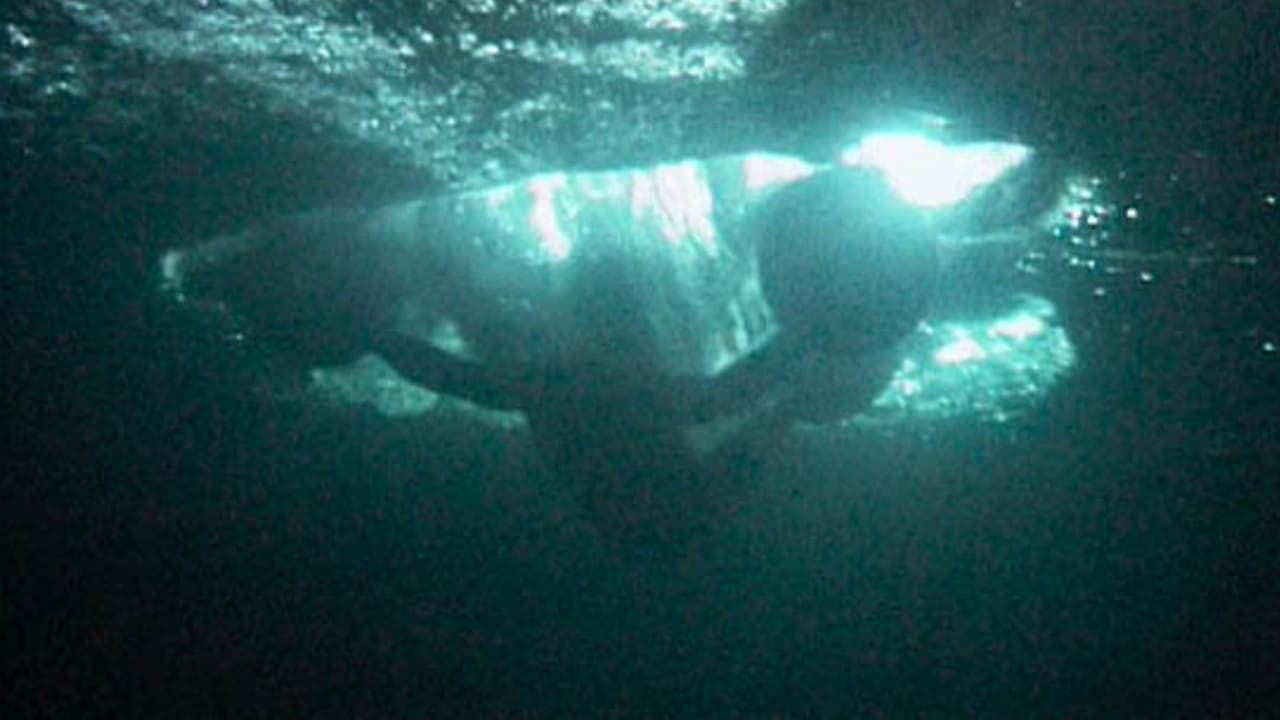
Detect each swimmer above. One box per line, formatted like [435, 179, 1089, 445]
[162, 137, 1040, 542]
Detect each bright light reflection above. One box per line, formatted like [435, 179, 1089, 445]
[861, 294, 1075, 425]
[988, 314, 1045, 341]
[934, 334, 986, 366]
[841, 132, 1031, 209]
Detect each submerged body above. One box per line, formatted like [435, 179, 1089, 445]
[167, 154, 821, 374]
[164, 139, 1039, 542]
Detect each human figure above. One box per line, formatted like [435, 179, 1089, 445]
[163, 140, 1034, 542]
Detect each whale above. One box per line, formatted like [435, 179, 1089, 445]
[162, 138, 1039, 542]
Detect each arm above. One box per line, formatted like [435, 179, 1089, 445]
[370, 330, 528, 412]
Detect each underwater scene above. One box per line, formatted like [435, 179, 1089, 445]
[5, 1, 1278, 717]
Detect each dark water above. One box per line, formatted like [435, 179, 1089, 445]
[4, 1, 1279, 717]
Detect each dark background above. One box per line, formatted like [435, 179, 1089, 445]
[4, 1, 1279, 717]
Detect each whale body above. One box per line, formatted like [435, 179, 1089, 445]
[162, 141, 1039, 543]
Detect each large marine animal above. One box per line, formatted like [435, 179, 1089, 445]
[162, 133, 1042, 541]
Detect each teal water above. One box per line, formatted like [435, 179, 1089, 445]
[4, 1, 1278, 717]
